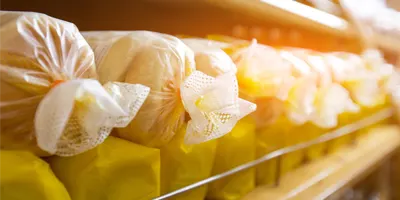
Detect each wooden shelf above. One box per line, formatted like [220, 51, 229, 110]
[205, 0, 355, 38]
[204, 0, 400, 53]
[243, 125, 400, 200]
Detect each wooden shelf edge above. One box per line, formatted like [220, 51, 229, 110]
[204, 0, 357, 38]
[204, 0, 400, 53]
[243, 125, 400, 200]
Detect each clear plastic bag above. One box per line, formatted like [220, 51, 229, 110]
[0, 11, 150, 156]
[83, 31, 255, 146]
[287, 49, 359, 162]
[325, 52, 386, 107]
[288, 49, 360, 128]
[231, 40, 295, 101]
[183, 38, 257, 199]
[279, 50, 319, 125]
[83, 31, 196, 147]
[183, 38, 237, 76]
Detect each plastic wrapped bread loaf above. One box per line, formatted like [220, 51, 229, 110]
[206, 36, 296, 126]
[204, 36, 296, 185]
[283, 49, 359, 159]
[323, 51, 391, 137]
[205, 37, 304, 185]
[205, 36, 359, 184]
[83, 31, 195, 147]
[325, 52, 386, 108]
[281, 49, 359, 129]
[183, 38, 257, 200]
[1, 150, 71, 200]
[83, 31, 256, 147]
[0, 11, 150, 157]
[82, 31, 256, 199]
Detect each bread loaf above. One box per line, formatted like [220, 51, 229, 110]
[0, 11, 149, 156]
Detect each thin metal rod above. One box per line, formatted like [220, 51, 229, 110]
[275, 156, 281, 187]
[154, 108, 393, 200]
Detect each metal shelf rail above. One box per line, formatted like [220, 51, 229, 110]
[154, 107, 395, 200]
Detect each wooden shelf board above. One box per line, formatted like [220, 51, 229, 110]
[205, 0, 357, 38]
[204, 0, 400, 53]
[243, 125, 400, 200]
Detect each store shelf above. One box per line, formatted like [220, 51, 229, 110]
[205, 0, 354, 37]
[204, 0, 400, 53]
[243, 125, 400, 200]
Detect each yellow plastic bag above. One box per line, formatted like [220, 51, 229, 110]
[1, 150, 70, 200]
[255, 115, 289, 186]
[0, 11, 149, 157]
[161, 125, 217, 199]
[49, 136, 160, 200]
[207, 117, 256, 200]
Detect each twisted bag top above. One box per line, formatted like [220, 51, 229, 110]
[0, 11, 150, 156]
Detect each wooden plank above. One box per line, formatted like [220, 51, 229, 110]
[243, 125, 400, 200]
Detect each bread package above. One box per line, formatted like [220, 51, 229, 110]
[283, 49, 359, 160]
[82, 31, 256, 199]
[203, 37, 297, 185]
[183, 38, 257, 199]
[0, 11, 149, 156]
[205, 36, 359, 184]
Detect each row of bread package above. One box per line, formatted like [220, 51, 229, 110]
[0, 10, 256, 200]
[2, 11, 400, 200]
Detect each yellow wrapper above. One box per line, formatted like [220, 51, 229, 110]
[329, 102, 391, 152]
[301, 123, 327, 161]
[280, 124, 306, 176]
[356, 104, 391, 134]
[161, 124, 217, 200]
[49, 136, 160, 200]
[0, 150, 70, 200]
[328, 112, 359, 152]
[207, 116, 256, 200]
[256, 116, 289, 186]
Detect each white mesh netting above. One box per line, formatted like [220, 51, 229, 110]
[181, 70, 256, 144]
[35, 80, 149, 156]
